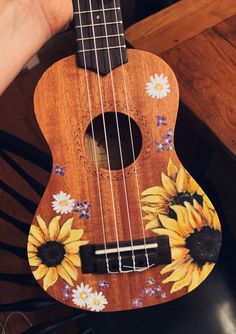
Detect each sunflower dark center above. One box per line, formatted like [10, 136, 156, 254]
[168, 192, 203, 219]
[37, 241, 65, 267]
[185, 226, 221, 267]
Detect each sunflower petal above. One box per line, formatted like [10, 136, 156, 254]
[161, 173, 177, 196]
[158, 214, 182, 235]
[30, 225, 45, 244]
[57, 217, 74, 242]
[43, 267, 58, 290]
[171, 247, 189, 260]
[203, 195, 215, 210]
[176, 167, 188, 193]
[61, 258, 78, 281]
[29, 256, 41, 267]
[65, 253, 81, 267]
[48, 216, 61, 241]
[199, 263, 215, 285]
[145, 219, 160, 230]
[64, 229, 84, 245]
[185, 202, 204, 229]
[187, 177, 199, 194]
[36, 215, 49, 241]
[141, 196, 167, 205]
[167, 159, 178, 181]
[212, 212, 221, 231]
[153, 228, 183, 243]
[27, 242, 37, 253]
[28, 234, 41, 247]
[33, 264, 48, 280]
[141, 186, 170, 201]
[170, 205, 193, 237]
[170, 263, 195, 293]
[57, 265, 74, 286]
[28, 252, 37, 259]
[163, 260, 191, 283]
[161, 258, 185, 274]
[188, 265, 200, 292]
[202, 202, 212, 226]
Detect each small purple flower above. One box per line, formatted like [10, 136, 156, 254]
[156, 116, 167, 127]
[98, 280, 109, 289]
[161, 292, 167, 299]
[132, 298, 143, 308]
[54, 164, 65, 176]
[142, 288, 158, 297]
[74, 201, 91, 219]
[156, 285, 162, 292]
[156, 142, 164, 152]
[146, 277, 155, 286]
[61, 283, 71, 301]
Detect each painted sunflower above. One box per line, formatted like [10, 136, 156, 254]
[154, 200, 221, 293]
[141, 159, 214, 229]
[28, 215, 88, 290]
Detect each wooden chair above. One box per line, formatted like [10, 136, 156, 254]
[126, 0, 236, 165]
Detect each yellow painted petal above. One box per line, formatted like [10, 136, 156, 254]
[170, 263, 195, 293]
[167, 158, 178, 181]
[145, 219, 160, 230]
[33, 264, 48, 280]
[185, 202, 204, 229]
[188, 265, 200, 292]
[141, 186, 170, 201]
[57, 265, 74, 286]
[141, 195, 167, 205]
[27, 242, 37, 253]
[161, 258, 185, 274]
[212, 212, 221, 231]
[161, 173, 177, 197]
[29, 256, 41, 267]
[170, 205, 193, 237]
[143, 215, 156, 221]
[30, 225, 45, 244]
[171, 247, 189, 260]
[28, 234, 41, 247]
[65, 240, 88, 253]
[202, 202, 212, 226]
[188, 177, 199, 194]
[48, 216, 61, 241]
[65, 253, 81, 267]
[158, 214, 183, 235]
[163, 260, 191, 283]
[36, 215, 49, 241]
[57, 217, 74, 242]
[43, 267, 58, 290]
[61, 258, 77, 281]
[64, 229, 84, 245]
[176, 167, 188, 193]
[203, 194, 215, 210]
[199, 263, 215, 285]
[153, 228, 184, 243]
[28, 252, 37, 259]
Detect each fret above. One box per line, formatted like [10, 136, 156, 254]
[73, 0, 127, 76]
[77, 45, 126, 53]
[75, 21, 122, 29]
[76, 33, 124, 42]
[74, 7, 121, 15]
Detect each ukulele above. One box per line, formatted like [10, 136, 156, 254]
[28, 0, 222, 312]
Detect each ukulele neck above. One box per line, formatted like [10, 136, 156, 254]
[73, 0, 127, 75]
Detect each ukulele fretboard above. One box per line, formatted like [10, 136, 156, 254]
[73, 0, 127, 75]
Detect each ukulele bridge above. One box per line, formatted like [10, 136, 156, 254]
[80, 236, 171, 274]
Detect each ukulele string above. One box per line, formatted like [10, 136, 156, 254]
[87, 0, 123, 273]
[100, 0, 136, 271]
[76, 0, 110, 272]
[113, 0, 151, 268]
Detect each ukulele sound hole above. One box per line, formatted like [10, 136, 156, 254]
[85, 112, 142, 170]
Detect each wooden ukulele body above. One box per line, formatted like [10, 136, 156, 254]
[28, 49, 221, 312]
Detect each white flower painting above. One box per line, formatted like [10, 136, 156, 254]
[52, 191, 75, 214]
[146, 73, 170, 99]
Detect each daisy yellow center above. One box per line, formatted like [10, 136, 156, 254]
[93, 299, 100, 306]
[185, 226, 221, 267]
[155, 83, 163, 91]
[80, 292, 88, 300]
[60, 200, 68, 207]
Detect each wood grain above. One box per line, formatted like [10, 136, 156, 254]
[30, 49, 221, 312]
[125, 0, 236, 54]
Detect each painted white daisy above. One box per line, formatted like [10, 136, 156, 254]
[72, 283, 92, 307]
[87, 291, 108, 312]
[146, 73, 170, 99]
[52, 191, 75, 214]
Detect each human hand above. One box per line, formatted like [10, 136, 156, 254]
[37, 0, 73, 37]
